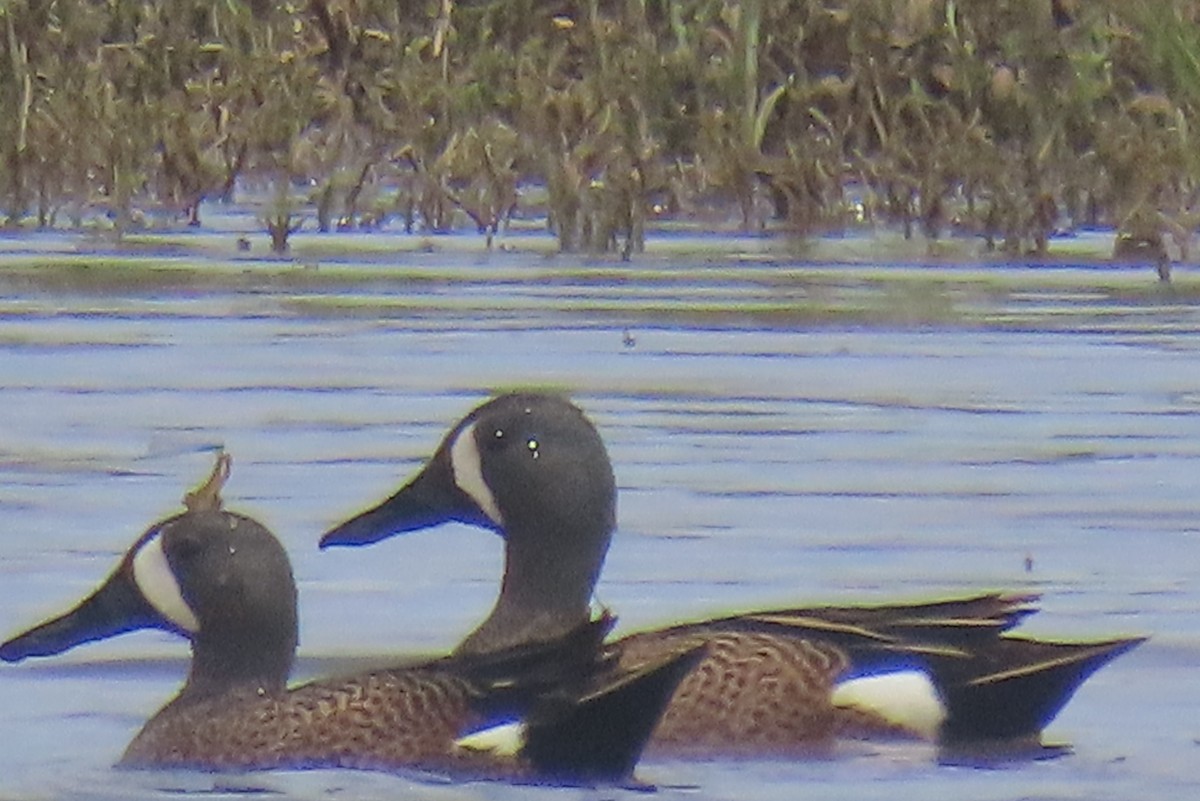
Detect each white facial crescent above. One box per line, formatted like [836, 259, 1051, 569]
[131, 528, 200, 633]
[449, 421, 505, 527]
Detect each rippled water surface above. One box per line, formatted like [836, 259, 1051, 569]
[2, 231, 1199, 800]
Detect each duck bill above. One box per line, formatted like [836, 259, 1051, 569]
[319, 456, 490, 549]
[0, 567, 161, 663]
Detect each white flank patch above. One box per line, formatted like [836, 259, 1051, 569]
[453, 721, 527, 756]
[449, 422, 505, 526]
[831, 670, 947, 740]
[131, 530, 200, 633]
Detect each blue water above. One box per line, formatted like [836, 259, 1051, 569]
[1, 234, 1199, 799]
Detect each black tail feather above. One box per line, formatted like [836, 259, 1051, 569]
[521, 643, 707, 783]
[934, 636, 1146, 742]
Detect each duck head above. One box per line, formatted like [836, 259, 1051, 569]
[2, 454, 298, 700]
[321, 393, 617, 655]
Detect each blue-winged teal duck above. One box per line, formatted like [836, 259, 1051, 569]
[320, 392, 1145, 757]
[1, 453, 702, 782]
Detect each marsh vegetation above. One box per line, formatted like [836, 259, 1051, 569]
[1, 1, 1198, 260]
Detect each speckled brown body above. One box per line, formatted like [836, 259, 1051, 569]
[121, 667, 517, 775]
[617, 630, 909, 756]
[604, 593, 1144, 754]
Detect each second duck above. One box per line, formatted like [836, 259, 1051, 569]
[320, 392, 1144, 757]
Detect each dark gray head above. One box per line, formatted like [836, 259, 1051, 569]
[321, 392, 617, 654]
[2, 466, 297, 701]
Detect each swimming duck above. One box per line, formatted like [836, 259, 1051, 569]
[319, 392, 1145, 756]
[1, 453, 702, 782]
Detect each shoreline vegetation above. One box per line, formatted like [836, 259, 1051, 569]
[2, 2, 1199, 279]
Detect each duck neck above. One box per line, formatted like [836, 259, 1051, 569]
[180, 628, 294, 702]
[456, 519, 609, 656]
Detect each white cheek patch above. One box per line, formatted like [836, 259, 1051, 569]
[131, 530, 200, 634]
[831, 670, 947, 741]
[449, 421, 505, 527]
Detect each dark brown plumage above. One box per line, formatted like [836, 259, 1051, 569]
[120, 638, 666, 778]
